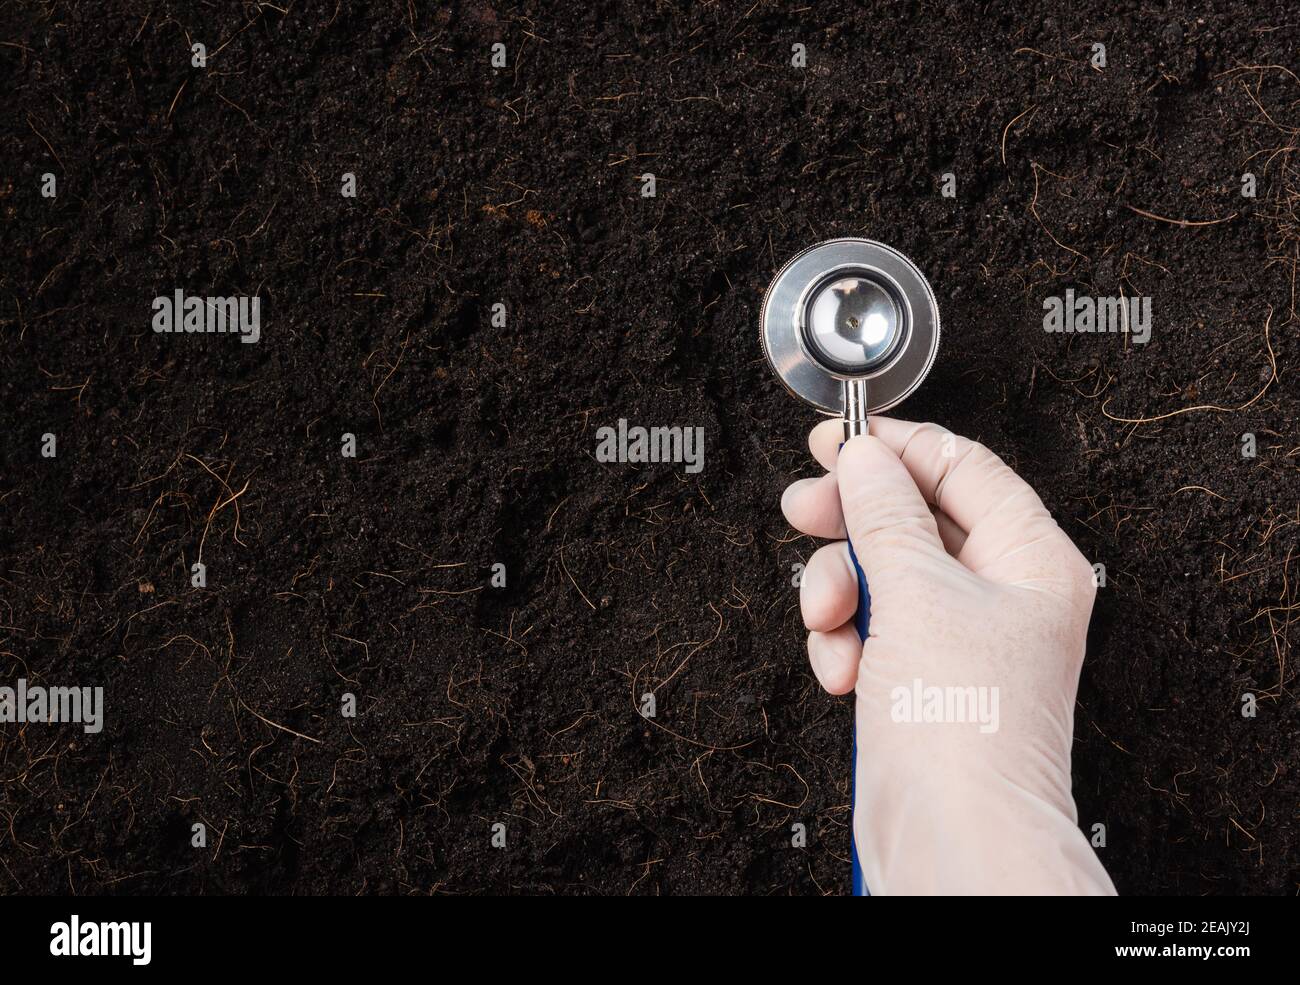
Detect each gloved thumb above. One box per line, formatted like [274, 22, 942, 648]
[835, 434, 949, 590]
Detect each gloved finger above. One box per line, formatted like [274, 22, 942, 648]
[836, 435, 948, 588]
[800, 541, 858, 632]
[783, 473, 968, 567]
[807, 623, 861, 695]
[784, 477, 966, 560]
[780, 473, 847, 540]
[811, 415, 977, 563]
[867, 417, 1051, 539]
[867, 418, 1090, 593]
[809, 417, 845, 470]
[813, 417, 975, 539]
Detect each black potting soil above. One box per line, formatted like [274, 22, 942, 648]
[1, 2, 1297, 894]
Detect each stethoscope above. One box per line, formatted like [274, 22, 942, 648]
[761, 238, 941, 896]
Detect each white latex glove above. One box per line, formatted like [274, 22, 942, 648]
[781, 418, 1115, 896]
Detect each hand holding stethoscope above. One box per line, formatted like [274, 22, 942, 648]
[762, 238, 940, 895]
[763, 241, 1113, 896]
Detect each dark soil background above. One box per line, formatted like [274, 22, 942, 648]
[1, 1, 1297, 895]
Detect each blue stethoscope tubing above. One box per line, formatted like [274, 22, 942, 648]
[847, 470, 870, 897]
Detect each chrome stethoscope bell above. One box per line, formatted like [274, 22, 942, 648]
[761, 238, 940, 438]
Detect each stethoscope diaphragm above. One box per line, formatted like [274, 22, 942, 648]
[761, 238, 940, 416]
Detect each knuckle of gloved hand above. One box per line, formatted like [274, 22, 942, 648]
[936, 437, 998, 498]
[983, 454, 1028, 497]
[1028, 516, 1095, 599]
[1070, 545, 1099, 604]
[924, 422, 966, 457]
[904, 419, 943, 444]
[1042, 529, 1096, 604]
[955, 430, 991, 461]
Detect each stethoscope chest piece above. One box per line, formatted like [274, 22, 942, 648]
[761, 238, 940, 415]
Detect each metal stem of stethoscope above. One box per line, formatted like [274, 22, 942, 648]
[761, 238, 941, 896]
